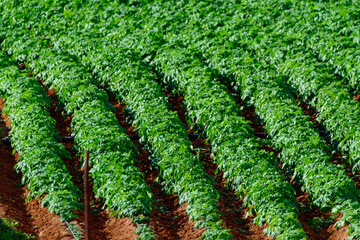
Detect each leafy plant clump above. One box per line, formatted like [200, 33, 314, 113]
[2, 0, 360, 239]
[0, 52, 81, 221]
[0, 217, 35, 240]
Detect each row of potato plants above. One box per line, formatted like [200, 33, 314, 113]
[212, 0, 360, 173]
[290, 1, 360, 90]
[89, 49, 230, 239]
[32, 49, 155, 238]
[54, 0, 308, 238]
[73, 1, 360, 238]
[0, 51, 81, 221]
[0, 0, 232, 238]
[153, 46, 307, 238]
[181, 0, 360, 237]
[0, 7, 155, 236]
[263, 0, 360, 173]
[155, 3, 360, 239]
[131, 0, 360, 238]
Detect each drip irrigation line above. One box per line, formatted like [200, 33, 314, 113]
[2, 131, 325, 145]
[1, 134, 203, 144]
[64, 221, 81, 240]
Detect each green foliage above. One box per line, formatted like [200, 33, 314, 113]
[133, 216, 156, 240]
[21, 2, 233, 238]
[0, 217, 36, 240]
[152, 47, 306, 239]
[41, 0, 305, 237]
[175, 1, 360, 239]
[0, 54, 81, 222]
[29, 47, 154, 231]
[65, 221, 83, 240]
[0, 4, 155, 236]
[167, 1, 360, 238]
[309, 215, 336, 234]
[84, 44, 229, 238]
[2, 0, 360, 239]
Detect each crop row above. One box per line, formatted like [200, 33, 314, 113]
[0, 5, 155, 237]
[0, 0, 231, 238]
[41, 1, 307, 238]
[1, 0, 360, 239]
[173, 0, 360, 237]
[0, 51, 81, 221]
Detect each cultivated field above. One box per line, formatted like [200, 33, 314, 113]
[1, 0, 360, 239]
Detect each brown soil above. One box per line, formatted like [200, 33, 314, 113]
[0, 99, 73, 240]
[45, 86, 139, 240]
[353, 94, 360, 102]
[108, 91, 206, 239]
[294, 96, 324, 130]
